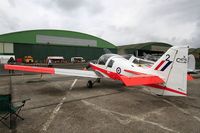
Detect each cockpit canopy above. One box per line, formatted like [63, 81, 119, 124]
[122, 54, 133, 60]
[97, 54, 118, 65]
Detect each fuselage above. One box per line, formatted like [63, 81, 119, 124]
[89, 54, 154, 80]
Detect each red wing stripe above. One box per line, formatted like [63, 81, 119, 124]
[4, 64, 55, 74]
[147, 84, 187, 96]
[155, 60, 165, 70]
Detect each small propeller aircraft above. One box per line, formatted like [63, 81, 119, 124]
[4, 46, 193, 96]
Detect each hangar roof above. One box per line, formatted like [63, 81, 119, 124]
[0, 29, 116, 48]
[118, 42, 172, 50]
[117, 42, 172, 54]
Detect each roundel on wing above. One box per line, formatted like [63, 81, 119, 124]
[116, 67, 121, 74]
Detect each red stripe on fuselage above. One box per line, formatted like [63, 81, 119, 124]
[89, 63, 121, 80]
[147, 84, 187, 96]
[155, 60, 165, 70]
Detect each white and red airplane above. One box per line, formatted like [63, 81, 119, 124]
[4, 46, 193, 96]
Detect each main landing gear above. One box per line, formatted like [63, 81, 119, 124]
[87, 78, 101, 88]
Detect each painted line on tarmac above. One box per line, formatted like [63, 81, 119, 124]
[82, 100, 178, 133]
[193, 116, 200, 122]
[41, 97, 66, 132]
[40, 79, 78, 132]
[162, 99, 189, 114]
[162, 99, 200, 123]
[140, 88, 200, 123]
[69, 79, 78, 90]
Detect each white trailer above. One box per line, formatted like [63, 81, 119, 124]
[0, 55, 15, 64]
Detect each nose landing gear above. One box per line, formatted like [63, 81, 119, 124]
[87, 78, 101, 88]
[87, 80, 93, 88]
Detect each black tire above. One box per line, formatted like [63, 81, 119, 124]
[96, 78, 101, 83]
[87, 80, 93, 88]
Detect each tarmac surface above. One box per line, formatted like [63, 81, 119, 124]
[0, 64, 200, 133]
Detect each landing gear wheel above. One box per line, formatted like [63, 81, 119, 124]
[96, 78, 101, 83]
[87, 80, 93, 88]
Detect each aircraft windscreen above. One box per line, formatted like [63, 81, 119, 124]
[122, 54, 132, 60]
[98, 54, 116, 65]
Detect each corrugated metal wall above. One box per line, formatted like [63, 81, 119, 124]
[0, 43, 14, 54]
[14, 43, 116, 62]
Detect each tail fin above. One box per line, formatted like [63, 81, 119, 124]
[151, 46, 188, 96]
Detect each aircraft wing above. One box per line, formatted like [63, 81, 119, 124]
[4, 64, 99, 78]
[119, 75, 164, 86]
[187, 69, 200, 74]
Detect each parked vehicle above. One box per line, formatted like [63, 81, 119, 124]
[24, 56, 34, 63]
[47, 56, 65, 63]
[71, 57, 85, 63]
[16, 58, 22, 63]
[0, 55, 15, 64]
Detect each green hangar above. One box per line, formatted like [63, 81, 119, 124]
[0, 29, 116, 62]
[118, 42, 172, 56]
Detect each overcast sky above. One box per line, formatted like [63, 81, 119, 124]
[0, 0, 200, 48]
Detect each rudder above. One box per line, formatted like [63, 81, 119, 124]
[151, 46, 188, 96]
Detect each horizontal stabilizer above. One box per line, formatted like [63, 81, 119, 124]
[120, 75, 164, 86]
[187, 74, 193, 81]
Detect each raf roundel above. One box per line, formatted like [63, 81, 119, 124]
[116, 67, 121, 74]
